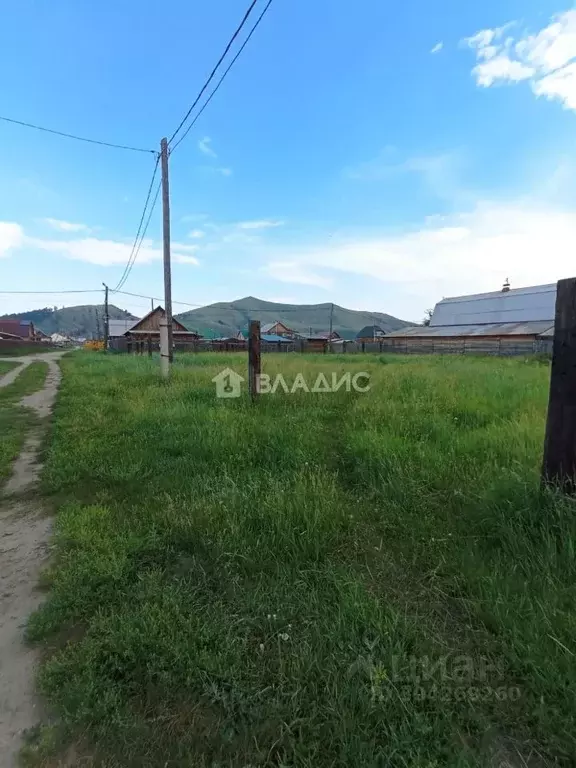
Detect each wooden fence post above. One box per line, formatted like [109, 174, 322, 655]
[248, 320, 261, 401]
[542, 278, 576, 491]
[147, 335, 152, 357]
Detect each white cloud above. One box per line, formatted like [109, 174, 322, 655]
[431, 42, 444, 54]
[238, 219, 284, 230]
[260, 199, 576, 301]
[464, 10, 576, 109]
[0, 222, 24, 258]
[27, 235, 199, 267]
[198, 136, 217, 158]
[218, 167, 233, 177]
[262, 261, 333, 290]
[174, 254, 200, 265]
[188, 229, 205, 239]
[44, 218, 90, 233]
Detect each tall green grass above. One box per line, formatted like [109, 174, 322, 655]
[27, 352, 575, 766]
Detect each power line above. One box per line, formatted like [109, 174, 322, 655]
[0, 115, 156, 155]
[112, 155, 161, 292]
[171, 0, 274, 153]
[168, 0, 261, 146]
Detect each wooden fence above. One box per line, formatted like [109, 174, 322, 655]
[112, 336, 553, 357]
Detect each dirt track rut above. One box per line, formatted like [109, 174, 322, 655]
[0, 352, 65, 767]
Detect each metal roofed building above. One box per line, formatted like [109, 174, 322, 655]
[385, 282, 556, 355]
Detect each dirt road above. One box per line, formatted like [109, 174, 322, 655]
[0, 351, 66, 767]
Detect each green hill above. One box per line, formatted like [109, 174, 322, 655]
[0, 305, 137, 338]
[1, 297, 412, 339]
[177, 296, 412, 338]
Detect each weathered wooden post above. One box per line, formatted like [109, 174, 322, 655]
[147, 334, 152, 357]
[542, 278, 576, 491]
[248, 320, 261, 401]
[159, 314, 170, 379]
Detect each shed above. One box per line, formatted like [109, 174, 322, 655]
[386, 282, 556, 355]
[356, 325, 387, 342]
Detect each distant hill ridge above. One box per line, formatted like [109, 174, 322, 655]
[1, 297, 412, 339]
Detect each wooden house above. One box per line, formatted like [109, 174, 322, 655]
[124, 307, 201, 343]
[261, 321, 297, 338]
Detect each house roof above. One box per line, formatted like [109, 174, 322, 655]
[386, 320, 554, 339]
[261, 334, 293, 343]
[430, 283, 556, 327]
[261, 321, 292, 333]
[108, 318, 140, 337]
[357, 325, 386, 338]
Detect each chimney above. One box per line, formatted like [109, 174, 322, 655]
[502, 278, 511, 293]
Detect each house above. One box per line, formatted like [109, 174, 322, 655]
[356, 325, 387, 342]
[0, 319, 35, 340]
[304, 331, 342, 351]
[124, 306, 201, 344]
[385, 282, 556, 355]
[261, 334, 294, 345]
[261, 321, 297, 338]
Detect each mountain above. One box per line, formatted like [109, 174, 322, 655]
[1, 297, 412, 339]
[176, 297, 412, 339]
[0, 305, 137, 338]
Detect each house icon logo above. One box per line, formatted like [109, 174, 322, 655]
[212, 368, 245, 398]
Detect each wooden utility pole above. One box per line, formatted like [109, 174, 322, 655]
[542, 277, 576, 491]
[160, 138, 173, 364]
[159, 312, 169, 379]
[248, 320, 261, 401]
[102, 283, 109, 351]
[150, 297, 154, 312]
[328, 302, 334, 352]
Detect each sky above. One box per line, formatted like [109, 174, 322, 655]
[1, 0, 576, 322]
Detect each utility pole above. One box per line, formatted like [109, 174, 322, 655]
[328, 302, 334, 352]
[95, 308, 101, 340]
[150, 297, 154, 312]
[102, 283, 109, 351]
[160, 138, 173, 364]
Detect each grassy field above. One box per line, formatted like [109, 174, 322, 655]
[0, 362, 48, 485]
[26, 351, 576, 766]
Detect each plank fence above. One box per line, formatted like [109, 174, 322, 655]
[111, 337, 552, 357]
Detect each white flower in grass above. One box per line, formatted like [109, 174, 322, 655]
[279, 632, 290, 641]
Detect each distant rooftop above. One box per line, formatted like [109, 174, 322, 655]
[430, 283, 556, 327]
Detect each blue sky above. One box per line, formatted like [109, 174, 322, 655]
[1, 0, 576, 321]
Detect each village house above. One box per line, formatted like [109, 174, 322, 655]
[125, 307, 200, 343]
[0, 319, 36, 340]
[261, 321, 297, 338]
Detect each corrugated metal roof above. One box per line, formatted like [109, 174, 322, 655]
[262, 334, 293, 343]
[431, 283, 556, 327]
[386, 321, 554, 339]
[108, 318, 139, 337]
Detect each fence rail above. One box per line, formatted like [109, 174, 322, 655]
[110, 337, 553, 357]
